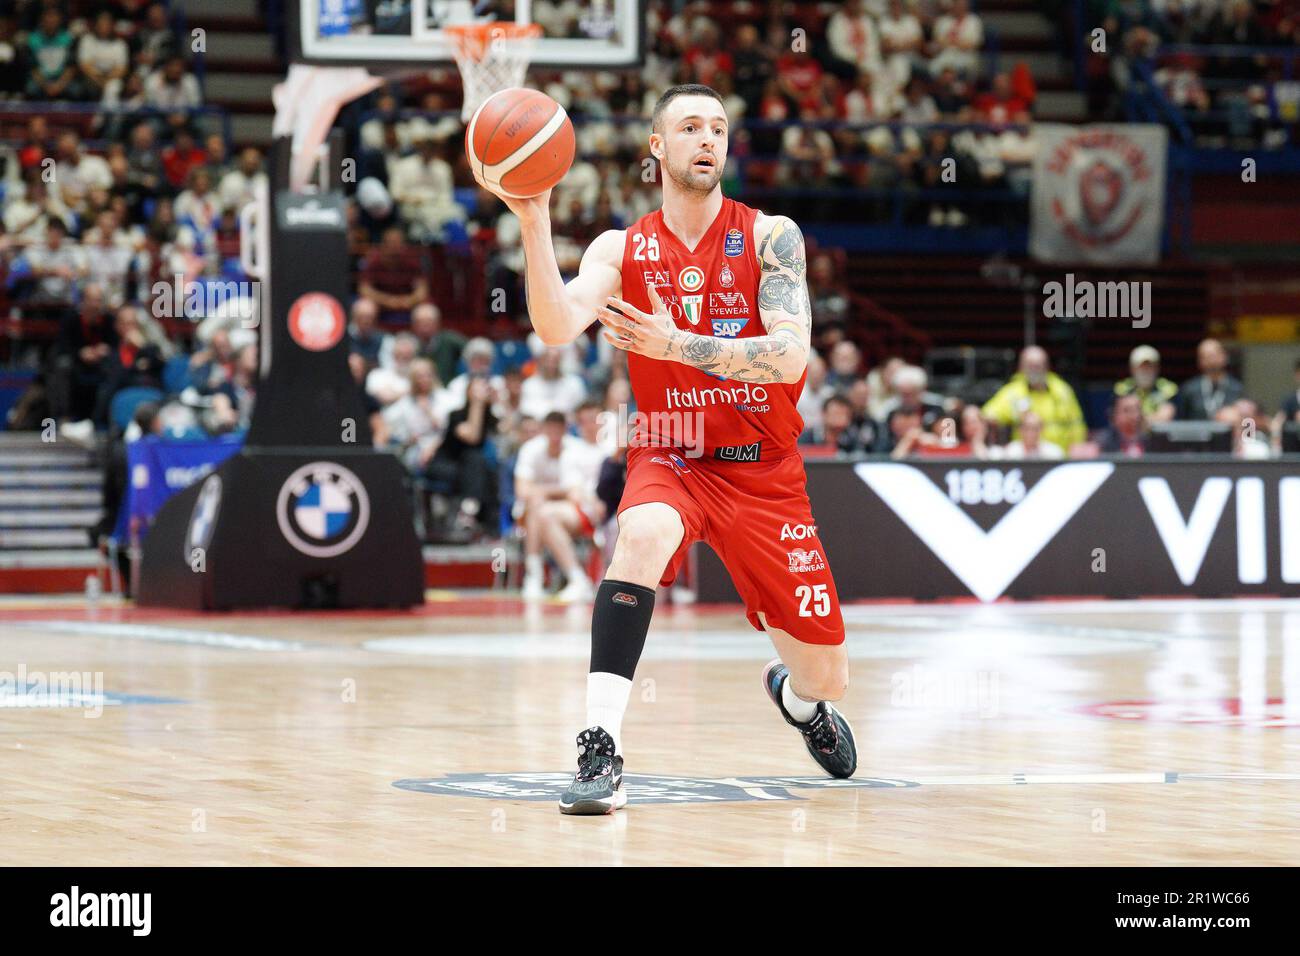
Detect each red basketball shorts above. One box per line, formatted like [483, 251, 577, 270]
[617, 446, 844, 646]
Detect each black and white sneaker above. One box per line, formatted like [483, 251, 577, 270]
[558, 726, 626, 815]
[762, 659, 857, 779]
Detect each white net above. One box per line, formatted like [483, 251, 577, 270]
[447, 24, 542, 121]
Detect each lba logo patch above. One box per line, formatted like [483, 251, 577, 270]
[724, 228, 744, 257]
[276, 462, 370, 558]
[287, 292, 345, 351]
[678, 265, 705, 293]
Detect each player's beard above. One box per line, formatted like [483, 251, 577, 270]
[664, 154, 724, 195]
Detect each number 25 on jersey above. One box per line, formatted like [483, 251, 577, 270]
[631, 233, 660, 262]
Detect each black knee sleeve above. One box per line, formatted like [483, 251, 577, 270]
[589, 579, 656, 680]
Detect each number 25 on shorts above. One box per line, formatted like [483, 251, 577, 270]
[797, 584, 830, 617]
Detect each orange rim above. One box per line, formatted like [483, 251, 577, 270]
[444, 22, 543, 61]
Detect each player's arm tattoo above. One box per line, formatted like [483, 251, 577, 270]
[667, 217, 812, 384]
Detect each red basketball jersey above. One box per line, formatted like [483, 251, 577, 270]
[619, 199, 806, 459]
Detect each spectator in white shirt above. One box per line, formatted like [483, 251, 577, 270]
[515, 408, 605, 601]
[520, 346, 588, 420]
[83, 212, 134, 306]
[827, 0, 883, 79]
[900, 78, 940, 123]
[999, 411, 1065, 460]
[388, 131, 465, 242]
[24, 219, 87, 304]
[797, 350, 836, 437]
[145, 55, 202, 111]
[218, 148, 267, 213]
[879, 0, 926, 91]
[366, 332, 420, 407]
[442, 337, 507, 416]
[383, 358, 447, 473]
[931, 0, 984, 77]
[3, 176, 73, 245]
[53, 132, 112, 214]
[78, 11, 129, 100]
[174, 167, 220, 238]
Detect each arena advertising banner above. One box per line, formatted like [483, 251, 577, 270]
[696, 459, 1300, 603]
[1029, 123, 1168, 266]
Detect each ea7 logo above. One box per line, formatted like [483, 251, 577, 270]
[780, 523, 817, 541]
[788, 548, 826, 573]
[1139, 476, 1300, 585]
[856, 462, 1114, 602]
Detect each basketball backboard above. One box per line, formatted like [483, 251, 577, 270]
[291, 0, 645, 68]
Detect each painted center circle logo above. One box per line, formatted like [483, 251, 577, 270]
[678, 265, 705, 293]
[276, 462, 370, 558]
[287, 292, 345, 352]
[185, 473, 222, 560]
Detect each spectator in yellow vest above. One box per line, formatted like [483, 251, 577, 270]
[1114, 345, 1177, 422]
[982, 346, 1087, 454]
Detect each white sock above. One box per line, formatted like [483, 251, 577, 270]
[586, 672, 632, 754]
[782, 674, 820, 723]
[524, 554, 543, 580]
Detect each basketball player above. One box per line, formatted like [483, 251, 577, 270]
[478, 84, 855, 813]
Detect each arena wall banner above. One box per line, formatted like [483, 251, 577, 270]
[695, 459, 1300, 603]
[1029, 123, 1168, 265]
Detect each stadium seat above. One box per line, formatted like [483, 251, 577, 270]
[109, 387, 165, 433]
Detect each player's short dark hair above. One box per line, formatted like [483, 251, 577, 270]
[652, 84, 725, 133]
[543, 411, 568, 428]
[575, 399, 603, 416]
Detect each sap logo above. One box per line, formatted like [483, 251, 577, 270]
[856, 462, 1114, 602]
[1139, 476, 1300, 585]
[780, 522, 817, 541]
[712, 319, 749, 337]
[788, 548, 826, 573]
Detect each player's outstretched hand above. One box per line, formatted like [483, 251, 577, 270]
[474, 169, 553, 224]
[597, 284, 679, 361]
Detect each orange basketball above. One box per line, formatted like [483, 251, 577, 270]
[466, 88, 575, 199]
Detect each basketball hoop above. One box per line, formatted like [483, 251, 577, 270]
[445, 22, 544, 121]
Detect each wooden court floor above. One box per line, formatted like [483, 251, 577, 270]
[1, 594, 1298, 866]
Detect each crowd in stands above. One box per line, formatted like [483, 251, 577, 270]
[347, 0, 1038, 240]
[1092, 0, 1300, 146]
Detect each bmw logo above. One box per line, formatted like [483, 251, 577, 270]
[276, 462, 370, 558]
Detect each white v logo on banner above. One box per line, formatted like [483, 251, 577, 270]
[1136, 476, 1234, 585]
[854, 463, 1115, 602]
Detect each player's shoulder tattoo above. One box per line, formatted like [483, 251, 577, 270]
[757, 215, 806, 277]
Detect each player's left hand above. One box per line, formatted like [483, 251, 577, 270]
[596, 284, 679, 361]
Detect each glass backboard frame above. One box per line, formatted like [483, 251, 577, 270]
[291, 0, 646, 69]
